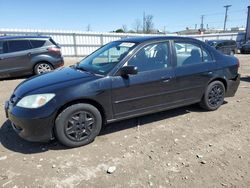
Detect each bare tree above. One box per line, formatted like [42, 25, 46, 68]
[133, 19, 142, 33]
[122, 25, 128, 33]
[145, 15, 154, 33]
[86, 24, 91, 31]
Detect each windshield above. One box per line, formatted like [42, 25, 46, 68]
[77, 41, 137, 75]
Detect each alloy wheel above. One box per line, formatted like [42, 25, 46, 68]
[65, 111, 95, 142]
[37, 63, 52, 74]
[208, 84, 224, 108]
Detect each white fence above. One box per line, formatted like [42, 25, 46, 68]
[0, 28, 246, 57]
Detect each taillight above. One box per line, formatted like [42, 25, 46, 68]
[48, 47, 61, 55]
[236, 58, 240, 68]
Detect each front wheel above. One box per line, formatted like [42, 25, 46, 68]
[55, 103, 102, 147]
[200, 81, 225, 111]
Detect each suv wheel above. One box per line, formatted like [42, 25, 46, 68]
[54, 103, 102, 147]
[200, 81, 225, 111]
[34, 62, 53, 75]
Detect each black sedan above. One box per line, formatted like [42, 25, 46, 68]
[240, 40, 250, 54]
[5, 36, 240, 147]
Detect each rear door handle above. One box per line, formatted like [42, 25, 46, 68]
[0, 57, 4, 60]
[27, 52, 31, 56]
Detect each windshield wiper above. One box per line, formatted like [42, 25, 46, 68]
[74, 63, 96, 75]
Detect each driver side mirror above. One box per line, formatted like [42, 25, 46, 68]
[118, 65, 138, 77]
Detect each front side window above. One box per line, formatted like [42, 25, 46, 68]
[8, 40, 31, 53]
[175, 42, 212, 67]
[127, 42, 170, 72]
[78, 41, 137, 75]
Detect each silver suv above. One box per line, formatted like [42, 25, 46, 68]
[0, 36, 64, 79]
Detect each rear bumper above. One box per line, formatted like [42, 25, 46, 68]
[53, 57, 64, 69]
[225, 74, 240, 97]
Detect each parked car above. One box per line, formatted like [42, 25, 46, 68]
[206, 40, 237, 55]
[0, 36, 64, 79]
[240, 40, 250, 54]
[5, 36, 240, 147]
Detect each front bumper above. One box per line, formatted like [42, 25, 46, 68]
[4, 101, 55, 142]
[225, 74, 240, 97]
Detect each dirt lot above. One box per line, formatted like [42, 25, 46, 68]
[0, 55, 250, 188]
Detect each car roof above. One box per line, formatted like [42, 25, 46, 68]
[206, 39, 235, 43]
[117, 36, 200, 43]
[0, 35, 50, 40]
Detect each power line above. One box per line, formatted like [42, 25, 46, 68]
[202, 9, 246, 17]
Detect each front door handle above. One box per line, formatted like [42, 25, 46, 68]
[161, 76, 172, 83]
[27, 52, 32, 56]
[203, 71, 213, 76]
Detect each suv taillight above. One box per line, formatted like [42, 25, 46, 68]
[48, 47, 61, 55]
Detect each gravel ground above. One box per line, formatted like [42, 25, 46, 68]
[0, 55, 250, 188]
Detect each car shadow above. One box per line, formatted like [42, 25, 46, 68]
[0, 75, 31, 81]
[240, 76, 250, 83]
[99, 104, 205, 136]
[0, 120, 66, 154]
[0, 103, 221, 154]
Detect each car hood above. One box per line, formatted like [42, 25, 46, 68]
[14, 67, 98, 97]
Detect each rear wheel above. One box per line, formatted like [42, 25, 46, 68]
[55, 103, 102, 147]
[200, 81, 225, 111]
[34, 62, 53, 75]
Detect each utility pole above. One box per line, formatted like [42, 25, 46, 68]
[200, 15, 204, 31]
[246, 6, 250, 40]
[223, 5, 232, 31]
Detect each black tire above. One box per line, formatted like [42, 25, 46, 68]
[55, 103, 102, 147]
[34, 62, 53, 75]
[200, 81, 225, 111]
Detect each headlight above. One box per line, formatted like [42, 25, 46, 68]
[16, 94, 55, 109]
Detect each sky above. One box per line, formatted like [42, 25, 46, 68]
[0, 0, 249, 32]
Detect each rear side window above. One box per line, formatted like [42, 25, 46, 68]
[0, 41, 3, 54]
[0, 41, 9, 54]
[217, 42, 223, 48]
[8, 40, 31, 53]
[230, 41, 236, 46]
[30, 40, 46, 48]
[175, 42, 212, 67]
